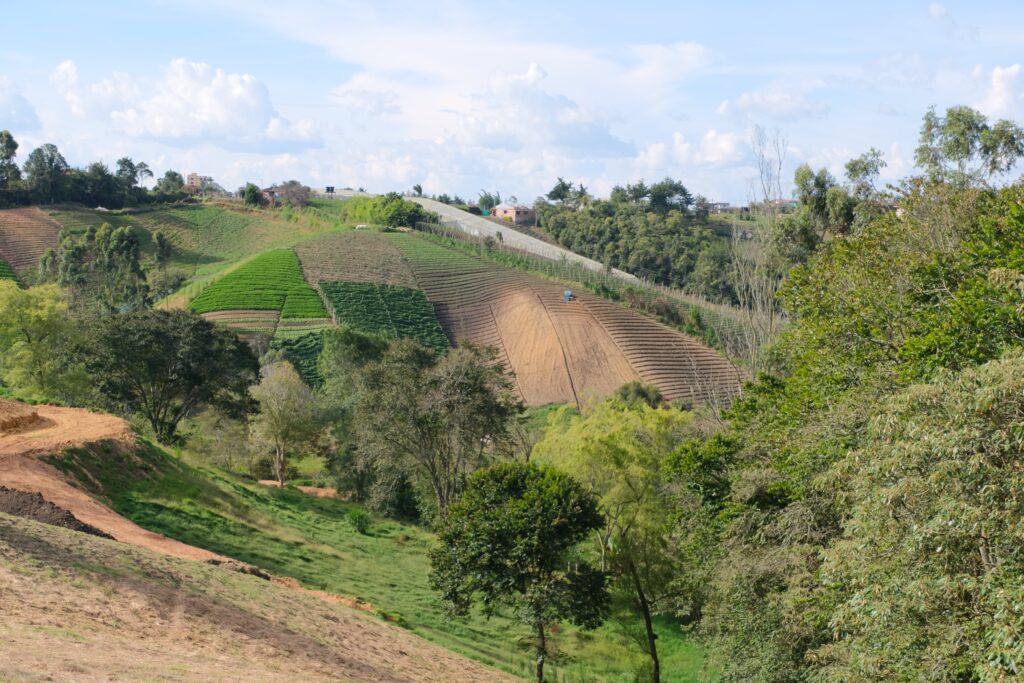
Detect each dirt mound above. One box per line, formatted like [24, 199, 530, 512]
[0, 399, 38, 432]
[0, 486, 113, 538]
[206, 557, 272, 580]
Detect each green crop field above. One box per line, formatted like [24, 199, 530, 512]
[188, 249, 328, 318]
[319, 281, 449, 353]
[271, 329, 326, 386]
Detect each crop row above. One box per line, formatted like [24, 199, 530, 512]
[270, 330, 326, 387]
[295, 230, 418, 289]
[188, 249, 328, 319]
[319, 281, 449, 353]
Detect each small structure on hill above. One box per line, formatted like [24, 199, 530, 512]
[492, 203, 536, 225]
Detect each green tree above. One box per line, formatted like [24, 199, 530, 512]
[241, 182, 263, 206]
[915, 105, 1024, 184]
[22, 143, 68, 203]
[249, 360, 321, 486]
[154, 231, 172, 267]
[82, 309, 258, 443]
[430, 462, 609, 683]
[534, 400, 696, 682]
[0, 130, 21, 194]
[0, 282, 84, 401]
[354, 339, 522, 517]
[154, 170, 185, 194]
[546, 177, 574, 202]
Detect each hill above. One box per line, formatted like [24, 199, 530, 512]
[0, 207, 62, 274]
[287, 230, 742, 406]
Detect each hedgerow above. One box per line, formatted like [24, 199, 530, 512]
[188, 249, 327, 319]
[319, 281, 448, 353]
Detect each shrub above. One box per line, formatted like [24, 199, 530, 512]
[347, 509, 372, 535]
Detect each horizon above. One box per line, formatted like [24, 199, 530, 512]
[2, 0, 1023, 204]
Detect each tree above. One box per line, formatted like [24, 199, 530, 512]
[154, 231, 172, 267]
[0, 130, 21, 193]
[82, 309, 258, 443]
[276, 179, 311, 207]
[915, 105, 1024, 185]
[412, 183, 423, 197]
[534, 400, 696, 682]
[354, 339, 523, 517]
[0, 282, 84, 401]
[115, 157, 152, 190]
[154, 170, 185, 194]
[241, 182, 263, 206]
[546, 177, 573, 203]
[22, 143, 68, 204]
[430, 462, 609, 683]
[477, 189, 501, 211]
[249, 360, 320, 486]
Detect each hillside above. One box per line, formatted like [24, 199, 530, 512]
[287, 230, 742, 406]
[0, 514, 517, 682]
[0, 207, 62, 274]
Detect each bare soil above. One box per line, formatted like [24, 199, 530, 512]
[0, 486, 112, 538]
[0, 207, 62, 272]
[0, 399, 38, 432]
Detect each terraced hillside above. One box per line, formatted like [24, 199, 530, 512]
[380, 232, 742, 405]
[0, 207, 62, 274]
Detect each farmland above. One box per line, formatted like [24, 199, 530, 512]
[0, 207, 63, 274]
[384, 232, 743, 405]
[188, 250, 328, 319]
[295, 230, 417, 288]
[271, 330, 326, 386]
[320, 281, 449, 353]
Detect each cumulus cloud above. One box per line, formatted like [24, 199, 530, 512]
[0, 77, 41, 131]
[718, 88, 829, 120]
[453, 63, 633, 158]
[51, 60, 138, 118]
[976, 64, 1022, 119]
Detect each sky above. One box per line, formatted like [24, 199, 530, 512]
[1, 0, 1023, 204]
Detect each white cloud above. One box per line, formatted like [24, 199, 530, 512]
[0, 77, 40, 131]
[51, 60, 138, 118]
[928, 3, 948, 19]
[627, 42, 708, 84]
[976, 64, 1022, 118]
[719, 88, 829, 120]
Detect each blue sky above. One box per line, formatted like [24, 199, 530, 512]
[2, 1, 1023, 203]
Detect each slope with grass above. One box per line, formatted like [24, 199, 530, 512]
[47, 437, 710, 681]
[0, 513, 520, 683]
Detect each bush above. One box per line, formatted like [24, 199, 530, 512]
[347, 509, 372, 535]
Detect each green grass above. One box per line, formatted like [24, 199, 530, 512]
[187, 249, 327, 319]
[319, 281, 449, 353]
[271, 330, 326, 387]
[49, 440, 710, 682]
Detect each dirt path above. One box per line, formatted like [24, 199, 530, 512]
[0, 405, 220, 561]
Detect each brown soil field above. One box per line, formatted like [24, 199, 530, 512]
[0, 485, 112, 538]
[0, 207, 62, 272]
[296, 230, 418, 288]
[389, 234, 742, 406]
[0, 514, 519, 683]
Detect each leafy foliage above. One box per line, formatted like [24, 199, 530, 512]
[319, 281, 448, 353]
[270, 329, 325, 387]
[430, 462, 609, 683]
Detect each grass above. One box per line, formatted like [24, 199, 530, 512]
[319, 281, 449, 353]
[48, 440, 711, 682]
[187, 249, 327, 319]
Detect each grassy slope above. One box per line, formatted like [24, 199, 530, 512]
[48, 440, 710, 682]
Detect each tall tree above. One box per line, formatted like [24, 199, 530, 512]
[0, 130, 20, 193]
[915, 105, 1024, 185]
[82, 309, 258, 443]
[430, 462, 609, 683]
[249, 360, 320, 486]
[354, 339, 522, 517]
[154, 170, 185, 194]
[22, 143, 68, 204]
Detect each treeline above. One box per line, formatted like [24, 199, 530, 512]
[535, 177, 737, 303]
[0, 130, 194, 209]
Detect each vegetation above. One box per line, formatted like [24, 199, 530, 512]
[188, 249, 327, 318]
[270, 329, 326, 387]
[319, 281, 448, 353]
[81, 309, 258, 443]
[431, 462, 610, 683]
[337, 192, 431, 227]
[249, 360, 320, 486]
[0, 258, 17, 283]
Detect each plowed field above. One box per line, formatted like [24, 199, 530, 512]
[0, 207, 62, 273]
[386, 233, 742, 406]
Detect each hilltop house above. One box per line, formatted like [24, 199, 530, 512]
[185, 172, 213, 194]
[492, 202, 536, 225]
